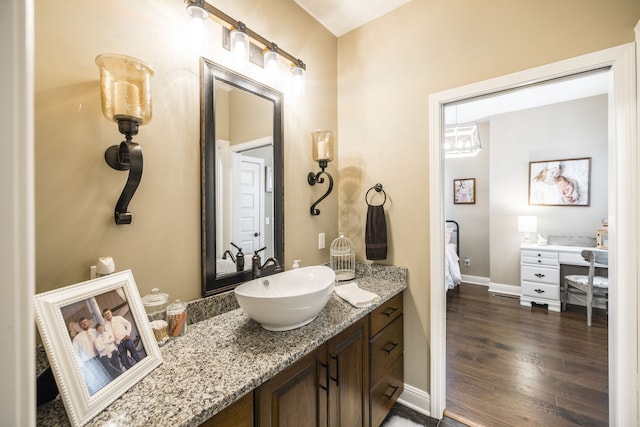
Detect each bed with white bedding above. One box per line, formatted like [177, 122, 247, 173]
[445, 220, 462, 290]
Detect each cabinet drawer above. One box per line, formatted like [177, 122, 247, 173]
[370, 315, 403, 386]
[521, 255, 559, 266]
[522, 280, 560, 301]
[521, 249, 559, 261]
[521, 265, 559, 284]
[370, 359, 403, 427]
[370, 293, 403, 337]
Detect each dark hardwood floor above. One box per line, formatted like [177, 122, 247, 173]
[445, 283, 608, 427]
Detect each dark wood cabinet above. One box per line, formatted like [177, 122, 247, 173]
[256, 346, 327, 427]
[369, 293, 404, 427]
[326, 317, 370, 427]
[244, 292, 403, 427]
[199, 391, 253, 427]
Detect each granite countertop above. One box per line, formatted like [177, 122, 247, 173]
[37, 265, 407, 427]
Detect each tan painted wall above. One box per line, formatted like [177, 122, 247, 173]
[34, 0, 338, 301]
[337, 0, 640, 394]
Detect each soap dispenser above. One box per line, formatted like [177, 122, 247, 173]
[231, 242, 244, 272]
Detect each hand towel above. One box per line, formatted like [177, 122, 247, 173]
[334, 282, 380, 308]
[366, 204, 387, 260]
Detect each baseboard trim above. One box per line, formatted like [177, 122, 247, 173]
[460, 274, 489, 286]
[488, 282, 521, 297]
[398, 384, 430, 417]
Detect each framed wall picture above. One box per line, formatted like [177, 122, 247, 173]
[453, 178, 476, 204]
[34, 270, 162, 427]
[528, 157, 591, 206]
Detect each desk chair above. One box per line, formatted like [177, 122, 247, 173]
[562, 250, 609, 326]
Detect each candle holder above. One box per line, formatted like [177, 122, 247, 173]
[96, 54, 154, 224]
[307, 130, 334, 215]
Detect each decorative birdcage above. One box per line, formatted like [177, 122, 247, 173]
[330, 232, 355, 281]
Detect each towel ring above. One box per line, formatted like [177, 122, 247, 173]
[366, 183, 387, 206]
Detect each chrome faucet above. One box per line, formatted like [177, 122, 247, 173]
[251, 247, 281, 278]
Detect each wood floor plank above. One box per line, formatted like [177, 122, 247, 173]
[446, 283, 608, 426]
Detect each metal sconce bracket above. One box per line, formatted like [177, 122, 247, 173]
[308, 160, 333, 216]
[104, 120, 143, 225]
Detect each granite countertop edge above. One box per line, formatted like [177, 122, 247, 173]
[36, 266, 407, 427]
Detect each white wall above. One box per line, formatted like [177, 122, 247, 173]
[490, 95, 608, 286]
[444, 122, 490, 278]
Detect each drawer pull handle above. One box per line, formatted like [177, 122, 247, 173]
[383, 342, 399, 354]
[319, 362, 329, 395]
[537, 260, 542, 263]
[534, 289, 545, 294]
[384, 385, 400, 400]
[382, 307, 398, 317]
[534, 273, 545, 278]
[330, 354, 340, 386]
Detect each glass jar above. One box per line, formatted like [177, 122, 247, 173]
[141, 288, 169, 346]
[167, 299, 187, 338]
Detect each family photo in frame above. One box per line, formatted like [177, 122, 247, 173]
[453, 178, 476, 204]
[529, 157, 591, 206]
[34, 270, 162, 427]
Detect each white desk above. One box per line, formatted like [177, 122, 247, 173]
[519, 243, 607, 312]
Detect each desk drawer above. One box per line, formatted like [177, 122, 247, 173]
[522, 280, 560, 301]
[521, 265, 559, 284]
[521, 250, 558, 265]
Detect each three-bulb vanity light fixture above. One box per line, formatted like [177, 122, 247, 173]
[308, 130, 334, 215]
[185, 0, 306, 96]
[96, 54, 154, 225]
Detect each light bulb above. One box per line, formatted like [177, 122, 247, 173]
[264, 48, 280, 85]
[230, 28, 249, 69]
[291, 63, 305, 97]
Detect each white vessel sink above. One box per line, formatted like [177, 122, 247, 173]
[234, 265, 336, 331]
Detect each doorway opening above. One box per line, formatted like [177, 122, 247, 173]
[429, 43, 637, 426]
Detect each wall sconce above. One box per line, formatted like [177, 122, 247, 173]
[95, 53, 154, 225]
[308, 130, 334, 215]
[264, 43, 280, 85]
[184, 0, 306, 95]
[230, 22, 249, 69]
[291, 59, 306, 97]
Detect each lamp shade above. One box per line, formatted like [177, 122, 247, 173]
[518, 216, 538, 233]
[291, 63, 306, 97]
[95, 54, 154, 125]
[264, 48, 280, 85]
[311, 130, 334, 162]
[230, 27, 249, 68]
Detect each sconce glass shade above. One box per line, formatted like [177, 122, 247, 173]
[264, 48, 280, 85]
[444, 123, 481, 158]
[230, 26, 250, 68]
[291, 63, 306, 97]
[95, 54, 154, 125]
[186, 3, 208, 21]
[311, 130, 334, 163]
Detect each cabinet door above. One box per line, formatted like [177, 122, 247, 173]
[199, 391, 253, 427]
[327, 317, 370, 427]
[257, 346, 326, 427]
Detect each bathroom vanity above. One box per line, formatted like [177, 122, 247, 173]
[36, 265, 407, 427]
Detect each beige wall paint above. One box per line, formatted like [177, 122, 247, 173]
[337, 0, 640, 394]
[35, 0, 338, 302]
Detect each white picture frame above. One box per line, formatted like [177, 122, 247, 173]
[34, 270, 162, 426]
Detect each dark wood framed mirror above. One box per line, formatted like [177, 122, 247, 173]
[200, 58, 284, 296]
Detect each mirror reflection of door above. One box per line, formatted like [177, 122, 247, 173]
[214, 79, 275, 277]
[232, 153, 264, 257]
